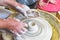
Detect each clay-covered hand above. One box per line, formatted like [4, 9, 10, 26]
[0, 0, 30, 17]
[0, 18, 27, 36]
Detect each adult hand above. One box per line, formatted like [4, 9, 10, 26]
[0, 18, 27, 36]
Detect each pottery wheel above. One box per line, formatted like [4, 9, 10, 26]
[16, 17, 52, 40]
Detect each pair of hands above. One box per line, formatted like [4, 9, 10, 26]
[0, 0, 29, 36]
[0, 18, 27, 36]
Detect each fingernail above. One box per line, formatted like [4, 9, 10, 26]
[23, 28, 28, 32]
[20, 30, 26, 34]
[24, 23, 28, 27]
[15, 33, 21, 36]
[10, 30, 21, 36]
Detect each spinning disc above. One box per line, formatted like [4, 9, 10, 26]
[16, 18, 52, 40]
[15, 9, 60, 40]
[0, 8, 59, 40]
[16, 10, 52, 40]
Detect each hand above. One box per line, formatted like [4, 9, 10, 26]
[0, 18, 27, 36]
[0, 0, 30, 17]
[7, 18, 27, 35]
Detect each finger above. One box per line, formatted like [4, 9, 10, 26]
[14, 18, 20, 22]
[15, 25, 27, 34]
[14, 26, 23, 34]
[6, 18, 19, 22]
[20, 30, 26, 34]
[10, 26, 23, 36]
[21, 28, 28, 32]
[23, 23, 28, 28]
[10, 30, 21, 36]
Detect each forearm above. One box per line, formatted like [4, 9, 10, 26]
[6, 1, 24, 8]
[0, 19, 7, 29]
